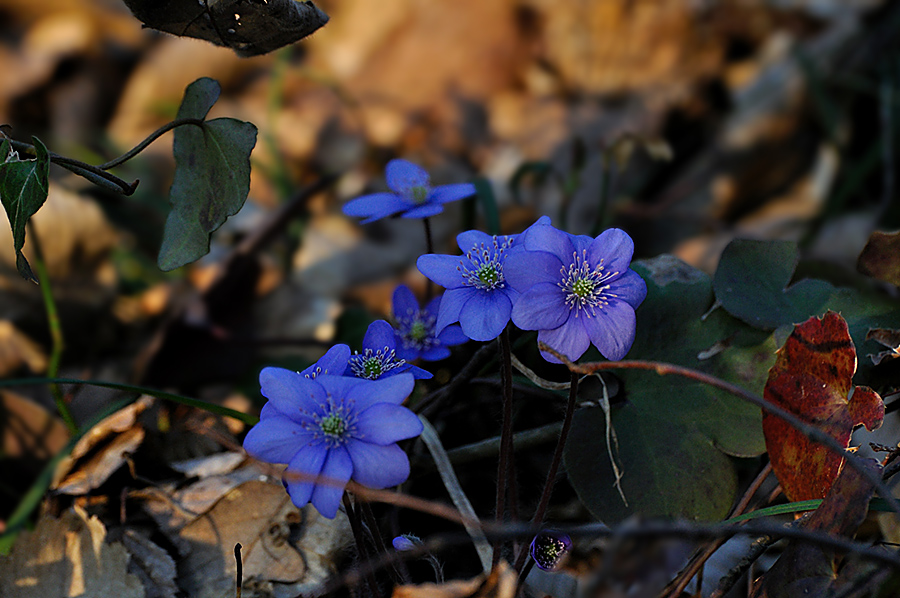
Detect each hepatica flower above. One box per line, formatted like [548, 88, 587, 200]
[392, 285, 468, 361]
[243, 369, 423, 518]
[530, 530, 572, 572]
[342, 159, 476, 224]
[417, 230, 520, 342]
[507, 221, 647, 363]
[346, 320, 432, 380]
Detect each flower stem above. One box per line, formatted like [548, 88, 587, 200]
[513, 370, 579, 574]
[343, 493, 382, 598]
[494, 325, 517, 566]
[27, 222, 77, 435]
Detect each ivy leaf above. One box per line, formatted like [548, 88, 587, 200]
[0, 137, 50, 281]
[158, 78, 258, 271]
[763, 311, 883, 501]
[564, 255, 774, 523]
[713, 239, 832, 329]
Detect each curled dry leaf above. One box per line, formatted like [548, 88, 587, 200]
[763, 311, 884, 501]
[52, 396, 154, 494]
[393, 560, 517, 598]
[752, 458, 881, 598]
[0, 505, 143, 598]
[857, 230, 900, 286]
[865, 327, 900, 366]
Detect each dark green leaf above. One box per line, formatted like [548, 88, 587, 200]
[158, 78, 258, 271]
[713, 239, 832, 329]
[0, 137, 50, 281]
[565, 255, 775, 523]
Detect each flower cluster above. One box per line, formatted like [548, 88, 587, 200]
[418, 217, 646, 362]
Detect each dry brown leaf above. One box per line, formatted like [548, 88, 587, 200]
[0, 320, 47, 375]
[0, 505, 143, 598]
[0, 390, 70, 460]
[120, 531, 178, 598]
[52, 396, 154, 491]
[866, 327, 900, 366]
[175, 479, 351, 598]
[393, 561, 517, 598]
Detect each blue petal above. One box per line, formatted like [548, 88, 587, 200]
[342, 193, 409, 218]
[347, 441, 411, 488]
[430, 183, 476, 204]
[436, 323, 469, 346]
[588, 228, 635, 275]
[356, 403, 423, 444]
[394, 344, 421, 362]
[435, 287, 475, 334]
[406, 364, 433, 379]
[314, 375, 370, 402]
[459, 290, 511, 341]
[243, 417, 313, 464]
[300, 344, 351, 378]
[510, 283, 569, 331]
[417, 254, 467, 289]
[386, 159, 430, 195]
[310, 447, 353, 519]
[583, 300, 637, 361]
[456, 229, 494, 253]
[363, 320, 397, 352]
[420, 346, 451, 361]
[422, 294, 442, 318]
[392, 285, 419, 320]
[521, 223, 575, 262]
[284, 442, 328, 508]
[345, 373, 415, 412]
[611, 269, 647, 309]
[538, 315, 590, 363]
[402, 203, 445, 219]
[259, 367, 326, 417]
[504, 250, 563, 292]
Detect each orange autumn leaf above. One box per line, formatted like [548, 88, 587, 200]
[762, 311, 884, 502]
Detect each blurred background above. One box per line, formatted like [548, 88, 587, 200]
[1, 0, 900, 589]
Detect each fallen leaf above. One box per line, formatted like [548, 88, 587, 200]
[865, 327, 900, 366]
[393, 560, 517, 598]
[52, 396, 154, 493]
[120, 531, 179, 598]
[763, 311, 884, 501]
[752, 458, 881, 598]
[0, 320, 47, 375]
[176, 479, 351, 598]
[0, 505, 143, 598]
[857, 230, 900, 286]
[122, 0, 329, 57]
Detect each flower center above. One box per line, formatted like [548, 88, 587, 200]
[559, 250, 618, 317]
[459, 236, 514, 291]
[320, 413, 346, 437]
[350, 347, 406, 380]
[530, 532, 571, 571]
[303, 396, 357, 448]
[411, 185, 428, 204]
[397, 310, 438, 351]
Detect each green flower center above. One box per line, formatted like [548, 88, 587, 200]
[477, 265, 499, 287]
[411, 185, 428, 203]
[363, 358, 382, 378]
[571, 278, 595, 298]
[409, 321, 428, 342]
[320, 413, 346, 438]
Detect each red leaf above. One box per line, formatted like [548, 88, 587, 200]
[762, 312, 884, 501]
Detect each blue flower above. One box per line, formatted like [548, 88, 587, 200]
[346, 320, 433, 380]
[299, 343, 351, 379]
[342, 159, 476, 224]
[416, 230, 521, 342]
[243, 369, 423, 518]
[392, 285, 468, 361]
[506, 221, 647, 363]
[530, 530, 571, 572]
[392, 535, 420, 551]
